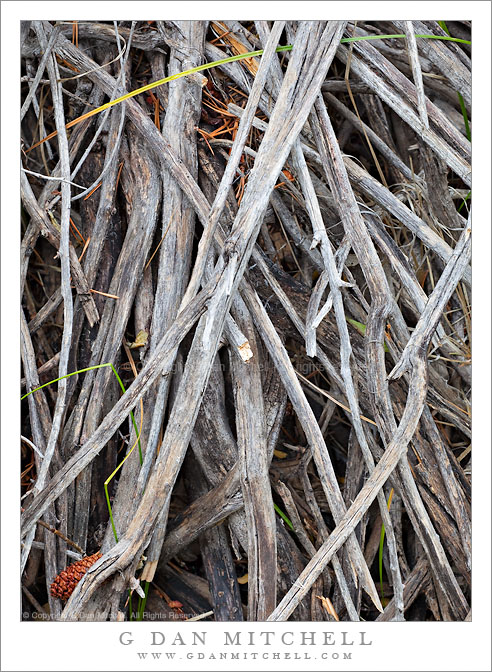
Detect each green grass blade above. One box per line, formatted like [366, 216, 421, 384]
[457, 190, 471, 214]
[274, 503, 294, 531]
[437, 21, 451, 35]
[108, 364, 142, 466]
[378, 488, 394, 600]
[21, 363, 111, 400]
[346, 317, 368, 337]
[342, 33, 470, 45]
[105, 479, 118, 543]
[436, 22, 471, 142]
[22, 362, 142, 466]
[56, 35, 469, 117]
[137, 581, 150, 621]
[457, 92, 471, 142]
[80, 34, 470, 115]
[22, 361, 143, 543]
[104, 404, 143, 543]
[346, 318, 390, 353]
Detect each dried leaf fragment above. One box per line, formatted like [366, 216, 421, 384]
[316, 595, 340, 621]
[127, 330, 148, 349]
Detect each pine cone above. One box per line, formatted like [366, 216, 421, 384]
[50, 552, 102, 601]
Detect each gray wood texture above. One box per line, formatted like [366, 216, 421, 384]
[21, 20, 471, 622]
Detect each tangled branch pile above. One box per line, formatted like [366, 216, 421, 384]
[21, 20, 471, 622]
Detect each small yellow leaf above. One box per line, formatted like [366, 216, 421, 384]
[274, 449, 288, 459]
[128, 330, 148, 349]
[237, 573, 249, 585]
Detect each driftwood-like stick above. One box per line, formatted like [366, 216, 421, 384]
[231, 301, 276, 620]
[185, 455, 244, 621]
[31, 21, 73, 499]
[126, 21, 207, 564]
[20, 172, 99, 326]
[181, 20, 285, 308]
[323, 91, 422, 185]
[21, 310, 51, 572]
[24, 24, 75, 616]
[403, 21, 429, 129]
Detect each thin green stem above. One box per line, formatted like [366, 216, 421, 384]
[22, 362, 142, 464]
[80, 34, 470, 113]
[437, 21, 450, 35]
[457, 92, 471, 142]
[105, 484, 118, 542]
[378, 488, 394, 600]
[104, 399, 143, 543]
[274, 503, 294, 531]
[137, 581, 150, 621]
[436, 21, 471, 143]
[22, 361, 143, 544]
[341, 33, 470, 45]
[457, 190, 471, 214]
[21, 363, 111, 400]
[108, 364, 142, 465]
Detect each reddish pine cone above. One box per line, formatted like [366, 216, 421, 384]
[50, 552, 102, 601]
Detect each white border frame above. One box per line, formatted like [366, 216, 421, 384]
[2, 3, 490, 671]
